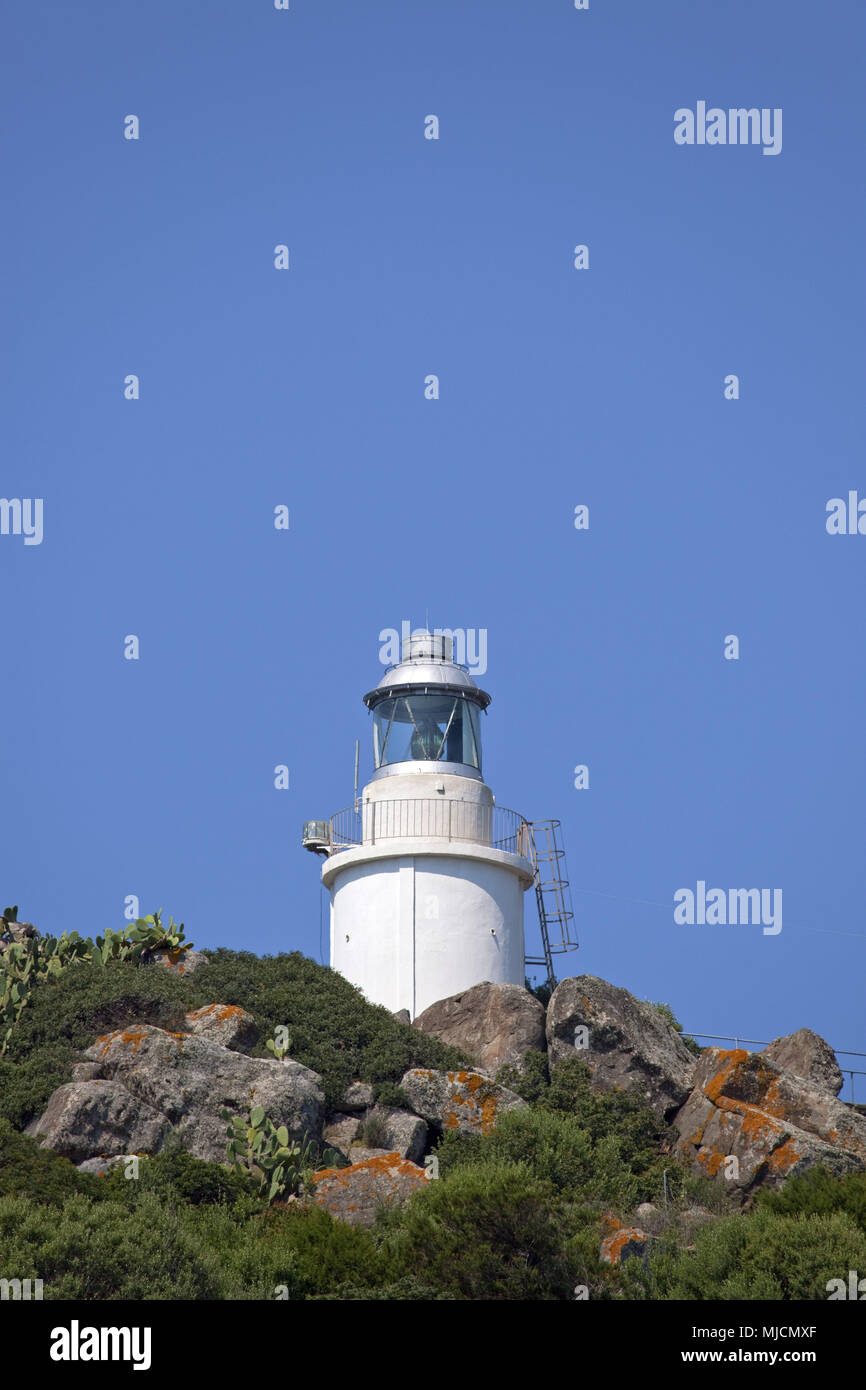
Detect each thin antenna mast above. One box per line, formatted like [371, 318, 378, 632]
[353, 739, 359, 813]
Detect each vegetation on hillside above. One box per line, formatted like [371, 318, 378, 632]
[0, 913, 862, 1300]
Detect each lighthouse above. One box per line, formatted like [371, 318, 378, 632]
[303, 632, 538, 1019]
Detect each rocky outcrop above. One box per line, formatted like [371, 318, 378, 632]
[546, 976, 696, 1120]
[413, 981, 546, 1073]
[325, 1106, 427, 1165]
[322, 1112, 361, 1153]
[24, 961, 865, 1225]
[29, 1020, 324, 1164]
[340, 1081, 374, 1111]
[309, 1153, 428, 1228]
[183, 1004, 258, 1051]
[147, 948, 208, 976]
[600, 1220, 649, 1267]
[27, 1081, 171, 1163]
[761, 1029, 843, 1097]
[400, 1068, 525, 1136]
[77, 1154, 141, 1177]
[0, 915, 39, 945]
[674, 1047, 866, 1200]
[357, 1107, 427, 1164]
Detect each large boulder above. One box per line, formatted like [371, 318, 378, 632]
[183, 1003, 259, 1052]
[674, 1047, 866, 1200]
[761, 1029, 843, 1097]
[0, 915, 39, 945]
[340, 1081, 374, 1112]
[29, 1023, 324, 1165]
[326, 1107, 427, 1165]
[309, 1153, 428, 1228]
[322, 1112, 361, 1154]
[546, 976, 696, 1120]
[26, 1081, 170, 1163]
[147, 948, 208, 976]
[400, 1068, 525, 1136]
[357, 1107, 428, 1164]
[76, 1154, 139, 1177]
[600, 1223, 650, 1268]
[412, 981, 546, 1072]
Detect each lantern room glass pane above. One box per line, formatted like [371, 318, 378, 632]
[373, 695, 481, 770]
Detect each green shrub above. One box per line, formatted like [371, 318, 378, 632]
[0, 1192, 224, 1299]
[757, 1165, 866, 1235]
[387, 1160, 579, 1300]
[0, 962, 190, 1127]
[0, 1118, 105, 1207]
[435, 1103, 665, 1211]
[495, 1049, 549, 1102]
[0, 911, 192, 1055]
[0, 1046, 84, 1130]
[647, 1206, 866, 1300]
[371, 1081, 410, 1109]
[525, 976, 554, 1007]
[100, 1141, 257, 1210]
[4, 959, 189, 1065]
[0, 946, 470, 1125]
[254, 1203, 386, 1298]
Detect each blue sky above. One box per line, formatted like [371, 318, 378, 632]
[3, 1, 864, 1078]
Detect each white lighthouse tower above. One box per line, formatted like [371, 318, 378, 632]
[303, 632, 539, 1019]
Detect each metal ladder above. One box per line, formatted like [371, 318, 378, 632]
[524, 819, 578, 986]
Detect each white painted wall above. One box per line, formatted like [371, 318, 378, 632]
[326, 841, 531, 1018]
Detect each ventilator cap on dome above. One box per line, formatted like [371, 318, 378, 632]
[363, 630, 490, 710]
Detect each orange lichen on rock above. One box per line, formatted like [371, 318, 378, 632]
[440, 1074, 503, 1135]
[188, 1004, 247, 1022]
[309, 1152, 405, 1186]
[731, 1100, 786, 1145]
[479, 1093, 500, 1133]
[766, 1138, 802, 1175]
[697, 1149, 725, 1176]
[94, 1026, 150, 1057]
[702, 1050, 750, 1104]
[600, 1227, 647, 1266]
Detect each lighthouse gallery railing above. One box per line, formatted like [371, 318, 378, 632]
[329, 800, 533, 859]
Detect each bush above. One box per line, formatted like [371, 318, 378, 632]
[254, 1203, 385, 1298]
[0, 1118, 105, 1207]
[388, 1161, 579, 1299]
[495, 1049, 549, 1102]
[435, 1102, 666, 1211]
[0, 1047, 83, 1130]
[100, 1141, 257, 1210]
[0, 962, 191, 1127]
[757, 1165, 866, 1235]
[0, 1192, 224, 1299]
[647, 1206, 866, 1300]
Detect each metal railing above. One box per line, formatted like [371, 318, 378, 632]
[684, 1032, 866, 1105]
[328, 799, 533, 858]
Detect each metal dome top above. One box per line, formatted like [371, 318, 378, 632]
[363, 631, 491, 710]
